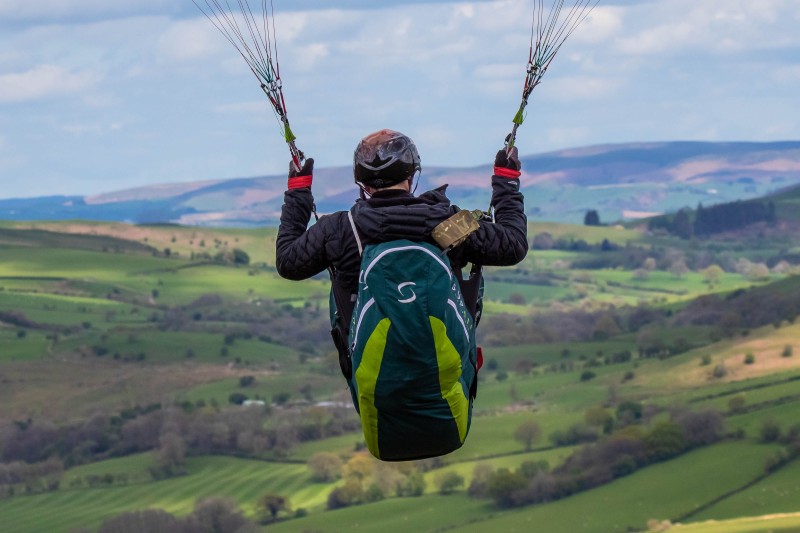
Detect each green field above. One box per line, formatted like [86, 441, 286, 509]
[2, 219, 800, 532]
[0, 456, 327, 533]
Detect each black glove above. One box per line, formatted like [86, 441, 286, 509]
[287, 158, 314, 190]
[495, 147, 521, 171]
[289, 158, 313, 178]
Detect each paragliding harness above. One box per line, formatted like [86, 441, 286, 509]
[329, 209, 486, 461]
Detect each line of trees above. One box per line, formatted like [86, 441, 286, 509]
[323, 452, 428, 509]
[480, 276, 800, 350]
[648, 199, 777, 239]
[469, 407, 726, 509]
[0, 402, 360, 481]
[76, 497, 262, 533]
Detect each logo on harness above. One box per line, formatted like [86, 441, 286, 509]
[397, 282, 417, 303]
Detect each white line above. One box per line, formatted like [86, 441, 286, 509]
[364, 245, 451, 281]
[352, 297, 376, 347]
[447, 299, 470, 342]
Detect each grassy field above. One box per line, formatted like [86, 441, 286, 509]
[668, 514, 800, 533]
[0, 456, 327, 533]
[2, 220, 800, 532]
[689, 459, 800, 523]
[260, 442, 780, 533]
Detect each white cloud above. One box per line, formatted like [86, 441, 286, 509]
[0, 0, 173, 21]
[543, 75, 621, 101]
[570, 7, 624, 44]
[615, 0, 800, 57]
[0, 0, 798, 198]
[157, 18, 223, 61]
[0, 65, 101, 103]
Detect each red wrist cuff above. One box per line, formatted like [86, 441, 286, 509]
[494, 166, 521, 179]
[288, 175, 313, 189]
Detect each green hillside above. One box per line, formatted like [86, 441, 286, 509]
[1, 217, 800, 533]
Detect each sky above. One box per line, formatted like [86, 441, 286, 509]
[0, 0, 798, 199]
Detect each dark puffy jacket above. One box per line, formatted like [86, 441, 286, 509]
[276, 174, 528, 294]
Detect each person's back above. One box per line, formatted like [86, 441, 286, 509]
[276, 129, 528, 459]
[276, 129, 527, 294]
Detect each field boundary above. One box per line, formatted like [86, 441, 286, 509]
[672, 453, 799, 524]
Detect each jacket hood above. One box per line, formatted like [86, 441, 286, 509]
[351, 186, 454, 244]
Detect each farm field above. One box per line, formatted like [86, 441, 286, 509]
[1, 216, 800, 532]
[668, 514, 800, 533]
[260, 443, 784, 533]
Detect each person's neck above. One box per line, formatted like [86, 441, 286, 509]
[365, 180, 411, 196]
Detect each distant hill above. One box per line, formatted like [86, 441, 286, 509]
[2, 141, 799, 226]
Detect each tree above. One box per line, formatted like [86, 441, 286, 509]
[616, 401, 643, 425]
[644, 421, 687, 461]
[508, 293, 526, 305]
[531, 232, 554, 250]
[487, 468, 527, 508]
[702, 265, 723, 288]
[260, 493, 291, 522]
[517, 460, 549, 479]
[592, 313, 622, 340]
[307, 452, 343, 482]
[584, 210, 601, 226]
[155, 430, 186, 473]
[669, 259, 689, 279]
[760, 418, 781, 443]
[231, 248, 250, 265]
[435, 471, 465, 495]
[228, 393, 248, 405]
[327, 479, 364, 509]
[674, 409, 724, 447]
[396, 471, 426, 497]
[513, 420, 542, 452]
[672, 208, 693, 239]
[272, 392, 290, 405]
[584, 406, 613, 432]
[189, 498, 257, 532]
[467, 463, 495, 498]
[747, 263, 770, 281]
[342, 453, 374, 481]
[728, 395, 746, 414]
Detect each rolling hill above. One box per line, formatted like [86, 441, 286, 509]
[1, 141, 799, 226]
[2, 182, 800, 532]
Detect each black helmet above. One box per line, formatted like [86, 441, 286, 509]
[353, 129, 421, 188]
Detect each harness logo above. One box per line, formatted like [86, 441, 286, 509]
[397, 282, 417, 304]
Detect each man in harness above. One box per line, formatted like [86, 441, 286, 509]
[276, 129, 527, 460]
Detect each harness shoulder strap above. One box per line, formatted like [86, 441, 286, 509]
[347, 209, 363, 256]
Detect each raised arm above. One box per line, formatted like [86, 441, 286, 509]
[275, 158, 331, 280]
[462, 147, 528, 266]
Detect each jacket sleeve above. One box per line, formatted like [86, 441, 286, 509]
[275, 188, 331, 280]
[462, 174, 528, 266]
